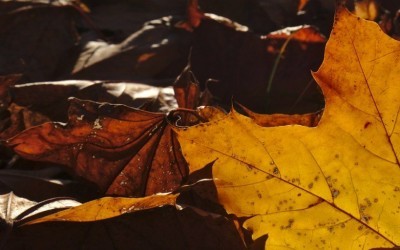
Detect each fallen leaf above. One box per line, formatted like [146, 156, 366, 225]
[0, 192, 80, 249]
[0, 2, 81, 82]
[25, 193, 178, 225]
[173, 65, 219, 125]
[298, 0, 309, 11]
[68, 16, 192, 81]
[88, 1, 188, 40]
[0, 168, 94, 201]
[354, 0, 378, 20]
[173, 66, 201, 111]
[190, 18, 326, 113]
[294, 0, 336, 36]
[195, 0, 279, 33]
[177, 7, 400, 248]
[0, 103, 51, 141]
[0, 192, 80, 224]
[238, 103, 322, 127]
[0, 80, 176, 140]
[5, 98, 188, 197]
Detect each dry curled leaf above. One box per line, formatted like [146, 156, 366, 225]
[238, 103, 322, 127]
[0, 192, 80, 249]
[177, 7, 400, 249]
[5, 98, 188, 197]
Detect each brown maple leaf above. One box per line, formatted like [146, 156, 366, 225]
[3, 67, 215, 197]
[5, 98, 189, 197]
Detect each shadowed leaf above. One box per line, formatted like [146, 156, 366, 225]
[0, 80, 177, 141]
[5, 205, 246, 250]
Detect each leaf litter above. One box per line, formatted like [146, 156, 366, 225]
[2, 1, 400, 249]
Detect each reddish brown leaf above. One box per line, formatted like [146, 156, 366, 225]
[173, 66, 201, 111]
[5, 98, 188, 197]
[0, 104, 51, 141]
[0, 80, 176, 141]
[265, 25, 326, 43]
[173, 66, 219, 125]
[238, 103, 322, 127]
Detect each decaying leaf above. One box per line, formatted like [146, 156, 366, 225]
[173, 65, 219, 125]
[5, 98, 188, 197]
[177, 7, 400, 249]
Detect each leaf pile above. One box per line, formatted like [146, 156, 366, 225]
[1, 1, 400, 249]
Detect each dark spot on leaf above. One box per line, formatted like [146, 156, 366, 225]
[361, 215, 371, 223]
[332, 189, 340, 198]
[364, 121, 371, 129]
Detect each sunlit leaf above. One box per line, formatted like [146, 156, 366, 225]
[0, 192, 80, 226]
[177, 7, 400, 249]
[25, 193, 178, 224]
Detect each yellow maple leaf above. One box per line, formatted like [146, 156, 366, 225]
[177, 7, 400, 249]
[24, 194, 178, 225]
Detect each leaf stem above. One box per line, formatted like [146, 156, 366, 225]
[265, 30, 299, 110]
